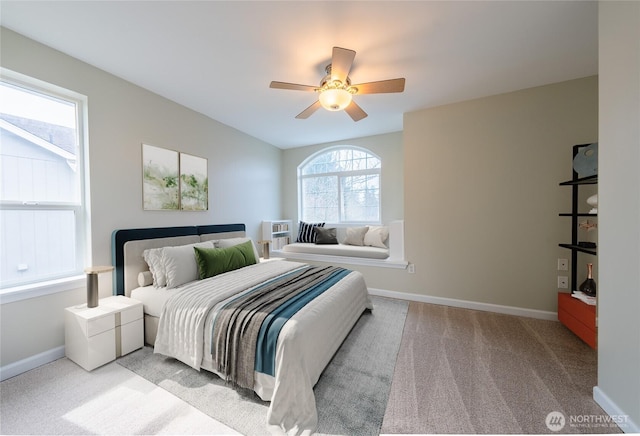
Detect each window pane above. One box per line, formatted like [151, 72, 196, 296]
[0, 82, 79, 204]
[0, 209, 77, 288]
[301, 176, 338, 222]
[341, 174, 380, 222]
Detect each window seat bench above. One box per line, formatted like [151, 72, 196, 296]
[272, 220, 408, 269]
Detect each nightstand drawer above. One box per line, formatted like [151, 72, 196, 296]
[84, 329, 116, 370]
[87, 314, 116, 337]
[117, 318, 144, 356]
[119, 303, 143, 325]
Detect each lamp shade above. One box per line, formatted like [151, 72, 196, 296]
[319, 88, 352, 111]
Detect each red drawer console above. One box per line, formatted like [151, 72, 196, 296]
[558, 292, 597, 349]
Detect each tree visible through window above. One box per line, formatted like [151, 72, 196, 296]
[0, 72, 87, 289]
[299, 146, 381, 224]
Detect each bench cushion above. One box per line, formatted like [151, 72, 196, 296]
[282, 242, 389, 259]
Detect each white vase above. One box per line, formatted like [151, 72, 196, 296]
[587, 194, 598, 214]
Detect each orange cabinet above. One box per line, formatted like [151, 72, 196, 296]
[558, 292, 596, 349]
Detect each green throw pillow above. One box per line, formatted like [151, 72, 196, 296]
[194, 240, 257, 279]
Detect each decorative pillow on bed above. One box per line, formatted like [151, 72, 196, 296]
[217, 237, 260, 262]
[296, 221, 325, 243]
[343, 226, 369, 246]
[137, 271, 153, 287]
[194, 240, 257, 279]
[142, 247, 167, 288]
[313, 227, 338, 244]
[364, 226, 389, 248]
[163, 241, 216, 288]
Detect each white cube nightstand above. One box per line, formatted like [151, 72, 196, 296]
[65, 295, 143, 371]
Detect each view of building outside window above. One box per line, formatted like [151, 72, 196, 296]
[0, 78, 84, 289]
[299, 147, 381, 224]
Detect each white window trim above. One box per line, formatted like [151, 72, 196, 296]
[0, 68, 91, 299]
[0, 275, 85, 304]
[298, 145, 382, 225]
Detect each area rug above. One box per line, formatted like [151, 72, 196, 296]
[117, 296, 408, 436]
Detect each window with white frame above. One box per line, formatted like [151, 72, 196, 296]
[298, 146, 381, 224]
[0, 70, 88, 290]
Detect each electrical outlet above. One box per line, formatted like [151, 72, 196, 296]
[408, 263, 415, 274]
[557, 258, 569, 271]
[557, 276, 568, 289]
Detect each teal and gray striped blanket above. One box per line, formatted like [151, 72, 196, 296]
[210, 265, 350, 389]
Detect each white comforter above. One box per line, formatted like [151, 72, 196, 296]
[153, 260, 372, 435]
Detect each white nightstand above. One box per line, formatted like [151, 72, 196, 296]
[65, 295, 143, 371]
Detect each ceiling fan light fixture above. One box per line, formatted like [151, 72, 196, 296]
[270, 47, 404, 121]
[319, 88, 353, 111]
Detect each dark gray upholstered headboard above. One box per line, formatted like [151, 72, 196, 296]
[111, 223, 246, 296]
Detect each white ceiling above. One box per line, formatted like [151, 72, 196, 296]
[0, 1, 598, 149]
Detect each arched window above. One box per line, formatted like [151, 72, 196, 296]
[298, 146, 381, 224]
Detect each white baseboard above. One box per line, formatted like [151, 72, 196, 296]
[0, 345, 65, 382]
[368, 288, 558, 320]
[593, 386, 640, 433]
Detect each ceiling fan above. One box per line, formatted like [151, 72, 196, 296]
[270, 47, 405, 122]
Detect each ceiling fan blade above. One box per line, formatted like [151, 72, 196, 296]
[270, 81, 318, 92]
[331, 47, 356, 82]
[351, 78, 406, 94]
[345, 100, 368, 122]
[295, 100, 322, 119]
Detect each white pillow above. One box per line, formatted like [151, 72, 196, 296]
[364, 226, 389, 248]
[142, 247, 166, 288]
[343, 226, 369, 246]
[218, 237, 260, 262]
[163, 241, 215, 288]
[138, 271, 153, 287]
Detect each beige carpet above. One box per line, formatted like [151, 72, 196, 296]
[0, 358, 239, 435]
[381, 301, 622, 434]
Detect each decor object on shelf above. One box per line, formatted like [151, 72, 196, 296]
[578, 219, 597, 232]
[579, 263, 596, 297]
[84, 265, 114, 308]
[578, 241, 597, 248]
[571, 291, 596, 306]
[587, 194, 598, 214]
[572, 142, 598, 177]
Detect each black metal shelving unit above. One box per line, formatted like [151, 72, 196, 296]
[559, 144, 597, 291]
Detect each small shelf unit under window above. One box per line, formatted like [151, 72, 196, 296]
[262, 220, 293, 251]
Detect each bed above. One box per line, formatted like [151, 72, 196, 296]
[111, 223, 372, 435]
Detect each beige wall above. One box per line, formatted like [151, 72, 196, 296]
[596, 1, 640, 429]
[0, 28, 282, 368]
[402, 77, 598, 312]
